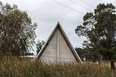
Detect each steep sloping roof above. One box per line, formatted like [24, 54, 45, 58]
[37, 22, 82, 63]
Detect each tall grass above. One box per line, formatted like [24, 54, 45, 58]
[0, 57, 116, 77]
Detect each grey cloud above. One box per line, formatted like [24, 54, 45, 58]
[1, 0, 116, 55]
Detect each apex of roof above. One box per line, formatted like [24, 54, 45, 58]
[37, 22, 82, 63]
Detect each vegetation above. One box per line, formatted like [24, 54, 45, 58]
[1, 1, 116, 76]
[0, 1, 37, 56]
[0, 57, 116, 77]
[23, 52, 34, 56]
[75, 3, 116, 70]
[75, 48, 92, 61]
[36, 40, 45, 54]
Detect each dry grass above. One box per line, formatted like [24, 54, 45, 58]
[0, 57, 116, 77]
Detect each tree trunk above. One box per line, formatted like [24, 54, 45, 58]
[98, 57, 101, 66]
[97, 53, 101, 66]
[110, 61, 115, 70]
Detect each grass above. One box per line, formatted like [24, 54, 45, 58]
[102, 62, 116, 67]
[0, 57, 116, 77]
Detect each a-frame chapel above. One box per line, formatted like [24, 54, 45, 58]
[37, 22, 82, 63]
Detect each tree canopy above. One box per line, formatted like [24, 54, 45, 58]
[75, 47, 92, 61]
[36, 40, 45, 55]
[75, 3, 116, 70]
[0, 2, 37, 56]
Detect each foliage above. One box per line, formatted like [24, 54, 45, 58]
[99, 39, 116, 60]
[23, 52, 34, 56]
[0, 57, 116, 77]
[0, 1, 37, 56]
[36, 40, 45, 54]
[75, 3, 116, 69]
[75, 48, 84, 57]
[75, 9, 100, 64]
[95, 4, 116, 70]
[75, 47, 92, 61]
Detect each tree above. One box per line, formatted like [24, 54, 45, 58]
[75, 48, 85, 57]
[95, 4, 116, 70]
[75, 47, 92, 61]
[82, 41, 99, 62]
[75, 3, 116, 70]
[0, 2, 37, 56]
[75, 12, 101, 64]
[75, 47, 86, 61]
[36, 40, 45, 54]
[24, 52, 34, 56]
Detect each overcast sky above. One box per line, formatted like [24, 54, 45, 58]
[1, 0, 116, 55]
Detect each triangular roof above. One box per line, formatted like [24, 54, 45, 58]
[37, 22, 82, 63]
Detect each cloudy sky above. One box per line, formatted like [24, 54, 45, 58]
[1, 0, 116, 55]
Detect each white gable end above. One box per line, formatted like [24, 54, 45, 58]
[37, 22, 82, 63]
[40, 28, 76, 62]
